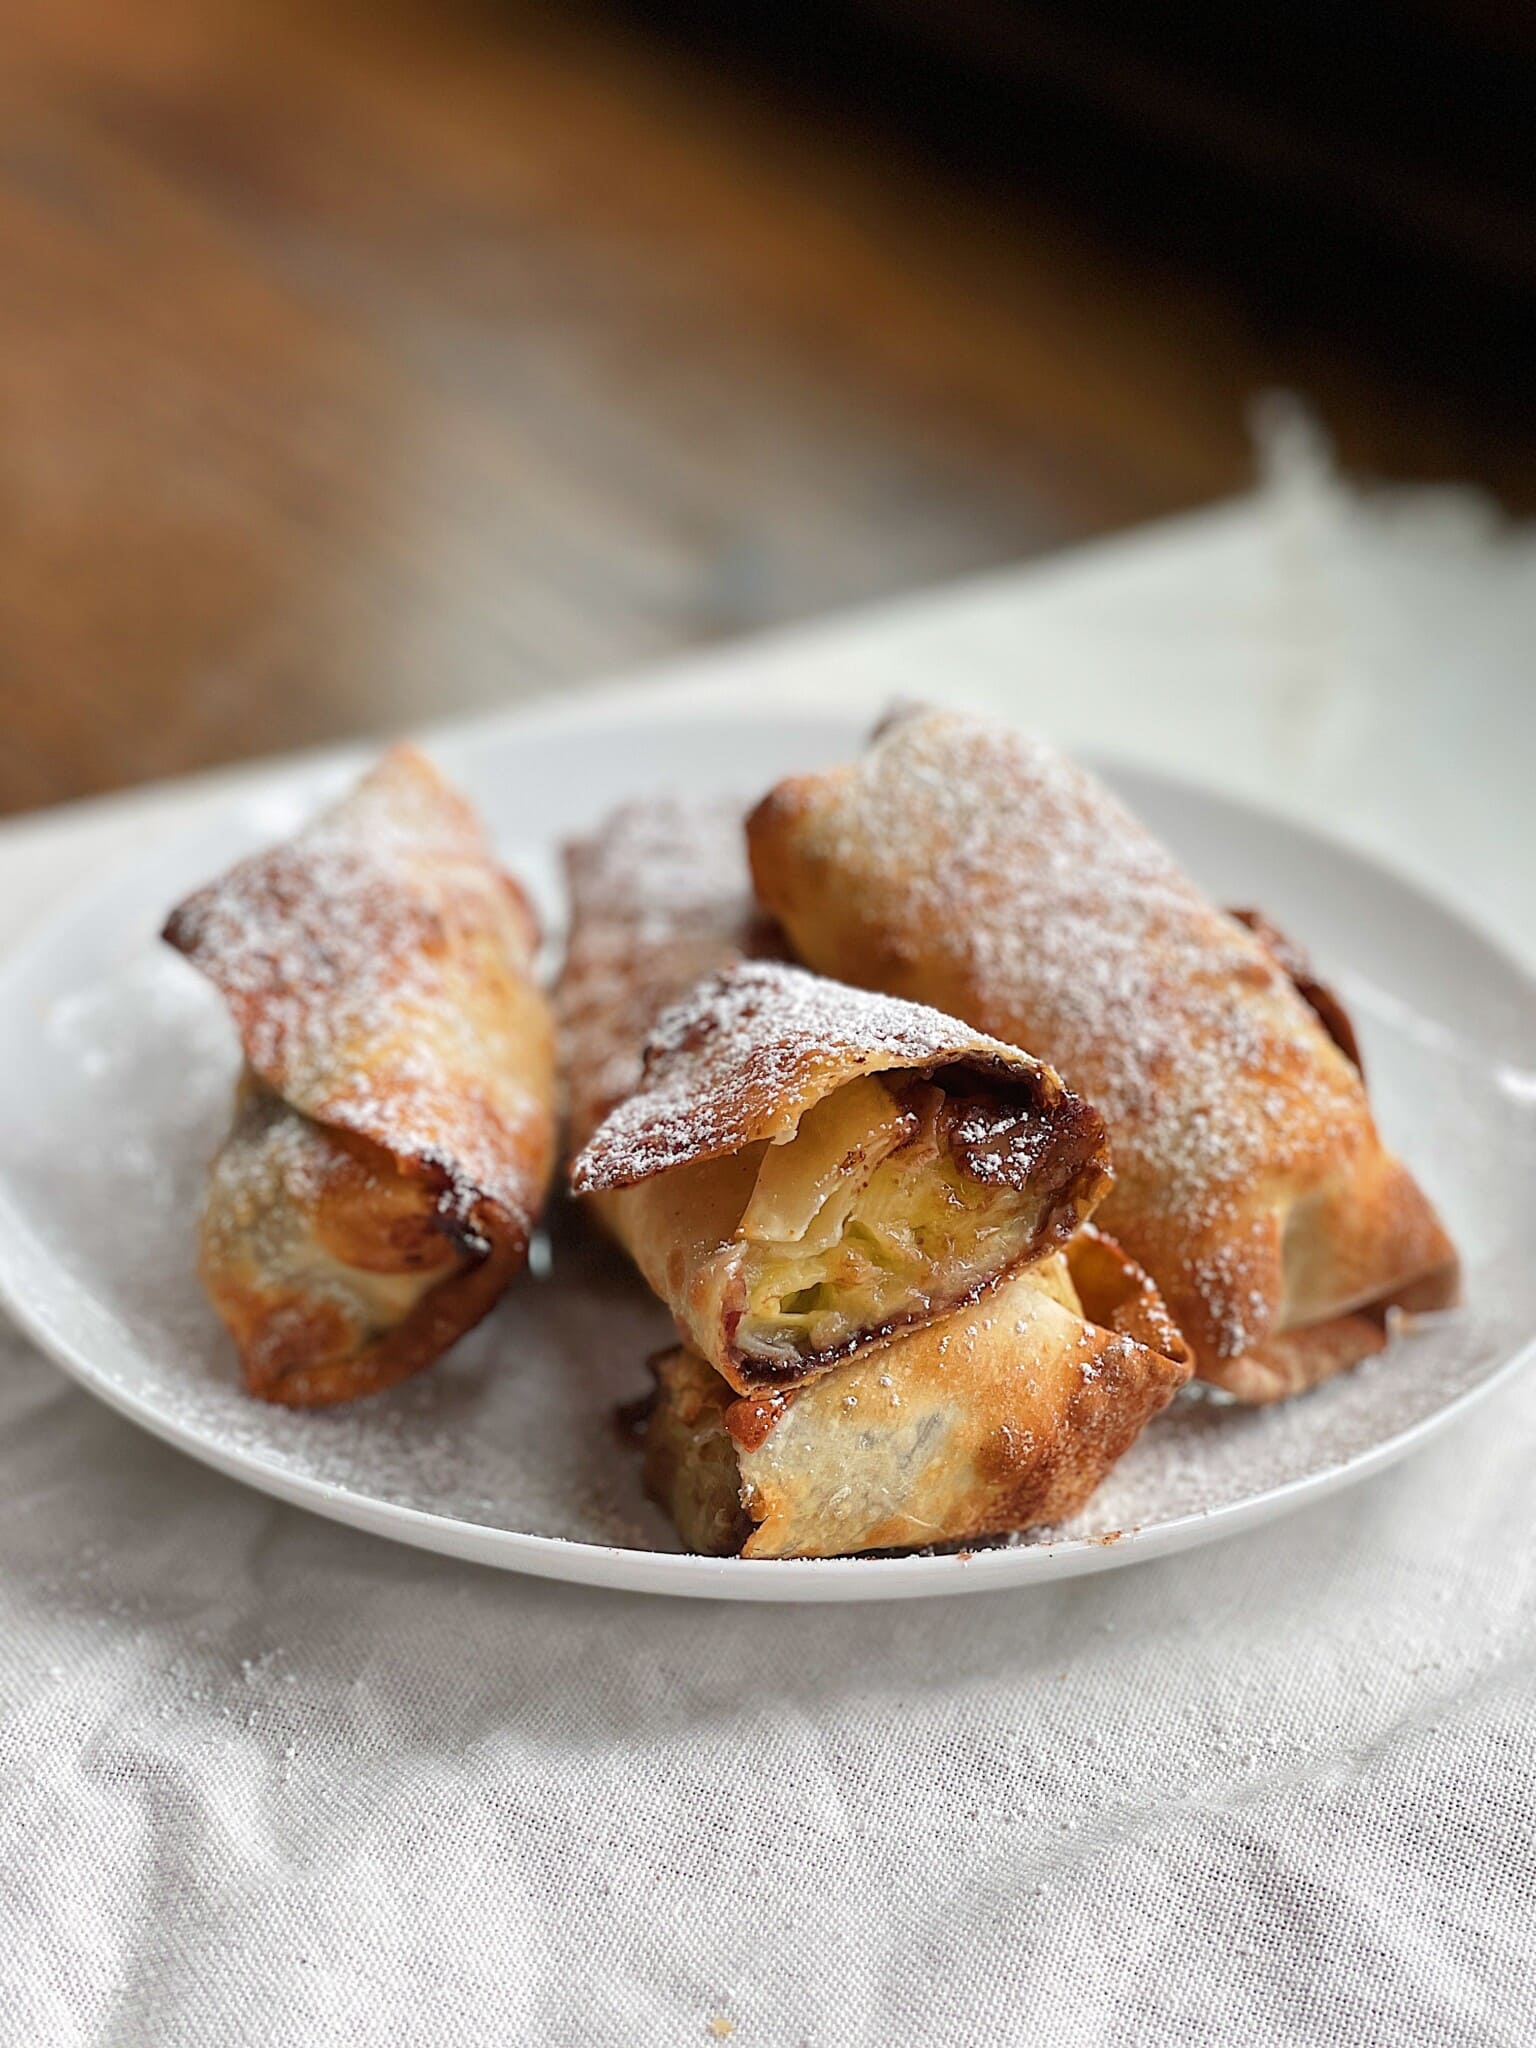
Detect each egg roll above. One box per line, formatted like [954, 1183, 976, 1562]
[164, 746, 557, 1405]
[572, 958, 1113, 1394]
[748, 708, 1458, 1402]
[645, 1229, 1192, 1558]
[557, 797, 776, 1157]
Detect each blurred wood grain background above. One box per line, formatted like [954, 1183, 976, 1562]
[2, 0, 1532, 815]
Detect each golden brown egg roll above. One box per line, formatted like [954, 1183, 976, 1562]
[644, 1229, 1192, 1558]
[164, 746, 557, 1405]
[572, 959, 1113, 1394]
[747, 708, 1458, 1403]
[557, 797, 777, 1158]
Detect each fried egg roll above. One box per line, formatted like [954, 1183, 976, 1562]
[748, 709, 1458, 1402]
[165, 746, 556, 1405]
[572, 959, 1113, 1394]
[645, 1229, 1192, 1557]
[557, 797, 776, 1157]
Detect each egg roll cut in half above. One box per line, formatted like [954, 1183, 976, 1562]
[571, 958, 1114, 1395]
[164, 746, 557, 1406]
[748, 709, 1459, 1404]
[557, 797, 779, 1158]
[645, 1229, 1193, 1558]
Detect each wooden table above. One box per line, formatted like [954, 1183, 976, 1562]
[2, 0, 1531, 816]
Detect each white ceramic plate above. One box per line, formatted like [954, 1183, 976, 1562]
[1, 694, 1533, 1601]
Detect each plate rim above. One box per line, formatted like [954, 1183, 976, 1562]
[2, 685, 1533, 1602]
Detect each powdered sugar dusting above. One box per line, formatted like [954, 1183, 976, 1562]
[573, 958, 1070, 1192]
[2, 837, 1523, 1573]
[165, 747, 552, 1236]
[166, 749, 525, 1089]
[768, 713, 1373, 1355]
[556, 798, 778, 1152]
[952, 1100, 1054, 1188]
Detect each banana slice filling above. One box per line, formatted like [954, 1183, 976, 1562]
[718, 1074, 1064, 1368]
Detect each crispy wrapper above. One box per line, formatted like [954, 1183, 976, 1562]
[573, 959, 1113, 1395]
[644, 1231, 1193, 1558]
[558, 798, 779, 1157]
[164, 747, 557, 1405]
[748, 709, 1458, 1401]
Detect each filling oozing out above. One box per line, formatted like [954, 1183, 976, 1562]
[725, 1072, 1057, 1367]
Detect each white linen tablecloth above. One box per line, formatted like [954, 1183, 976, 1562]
[5, 440, 1536, 2046]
